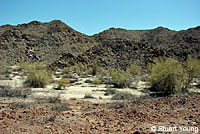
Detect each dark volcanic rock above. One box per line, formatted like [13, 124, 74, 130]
[0, 20, 199, 69]
[0, 20, 97, 66]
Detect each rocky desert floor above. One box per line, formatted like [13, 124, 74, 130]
[0, 66, 200, 134]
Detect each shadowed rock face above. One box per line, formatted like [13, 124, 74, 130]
[0, 20, 200, 68]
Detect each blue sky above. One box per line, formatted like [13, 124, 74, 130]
[1, 0, 199, 35]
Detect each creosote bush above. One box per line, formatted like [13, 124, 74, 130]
[149, 56, 200, 95]
[21, 62, 52, 88]
[92, 78, 101, 85]
[0, 86, 31, 98]
[63, 67, 72, 74]
[56, 78, 70, 90]
[0, 61, 13, 75]
[111, 91, 136, 100]
[126, 64, 141, 76]
[126, 64, 141, 87]
[110, 68, 132, 88]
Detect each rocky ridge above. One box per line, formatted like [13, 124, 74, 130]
[0, 20, 200, 68]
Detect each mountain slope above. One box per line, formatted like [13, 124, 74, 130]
[0, 20, 97, 66]
[0, 20, 199, 69]
[89, 26, 200, 68]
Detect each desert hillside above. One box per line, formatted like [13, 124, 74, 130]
[0, 20, 200, 134]
[0, 20, 200, 68]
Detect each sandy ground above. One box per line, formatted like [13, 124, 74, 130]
[0, 69, 149, 103]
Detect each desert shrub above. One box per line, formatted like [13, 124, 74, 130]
[25, 69, 52, 88]
[149, 56, 200, 95]
[63, 67, 72, 74]
[51, 103, 72, 112]
[80, 63, 88, 72]
[104, 88, 118, 96]
[92, 78, 101, 85]
[23, 62, 52, 88]
[0, 62, 13, 75]
[36, 96, 61, 104]
[84, 93, 95, 99]
[19, 61, 31, 71]
[0, 66, 13, 75]
[73, 64, 82, 76]
[37, 114, 57, 124]
[19, 61, 45, 72]
[111, 91, 136, 100]
[91, 62, 103, 76]
[148, 57, 184, 94]
[92, 62, 98, 76]
[0, 86, 31, 98]
[56, 78, 70, 90]
[108, 101, 131, 109]
[0, 61, 6, 67]
[10, 102, 30, 109]
[111, 68, 132, 88]
[182, 55, 200, 92]
[126, 64, 141, 76]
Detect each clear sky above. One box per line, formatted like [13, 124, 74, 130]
[1, 0, 199, 35]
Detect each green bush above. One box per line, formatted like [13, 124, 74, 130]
[92, 78, 101, 85]
[148, 56, 200, 95]
[126, 64, 141, 87]
[182, 55, 200, 92]
[111, 68, 131, 88]
[149, 57, 184, 94]
[23, 62, 52, 88]
[63, 67, 72, 74]
[56, 78, 70, 90]
[0, 62, 13, 75]
[73, 64, 82, 76]
[126, 64, 141, 76]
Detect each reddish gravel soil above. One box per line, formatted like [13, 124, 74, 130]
[0, 96, 199, 134]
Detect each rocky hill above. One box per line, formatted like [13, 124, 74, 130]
[0, 20, 97, 66]
[90, 26, 200, 68]
[0, 20, 200, 68]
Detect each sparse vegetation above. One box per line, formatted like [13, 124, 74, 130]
[37, 114, 57, 124]
[110, 68, 132, 88]
[73, 64, 82, 76]
[0, 61, 13, 75]
[148, 57, 185, 94]
[111, 91, 136, 100]
[182, 55, 200, 92]
[21, 62, 52, 88]
[56, 78, 70, 90]
[148, 56, 200, 95]
[0, 86, 31, 98]
[104, 88, 118, 96]
[63, 67, 72, 74]
[126, 64, 141, 76]
[36, 96, 61, 104]
[51, 103, 72, 112]
[92, 78, 101, 85]
[10, 102, 30, 109]
[108, 101, 131, 109]
[84, 93, 95, 99]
